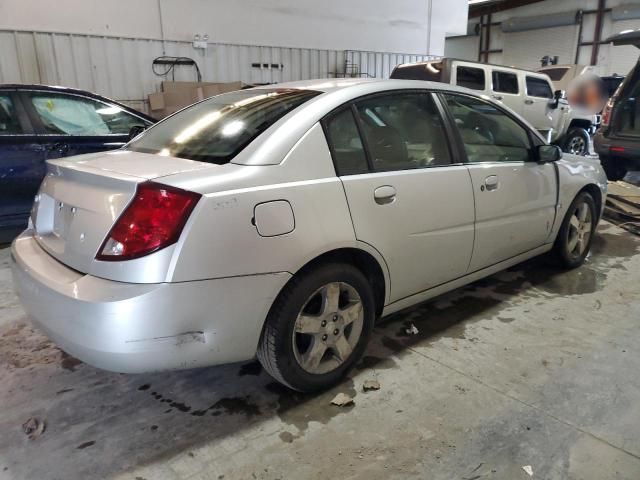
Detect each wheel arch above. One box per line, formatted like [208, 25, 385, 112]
[290, 246, 389, 318]
[579, 183, 603, 220]
[567, 119, 593, 131]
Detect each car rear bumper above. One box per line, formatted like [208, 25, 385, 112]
[593, 130, 640, 167]
[11, 231, 290, 373]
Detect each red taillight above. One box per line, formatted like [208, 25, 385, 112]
[96, 182, 201, 261]
[601, 99, 614, 126]
[610, 146, 625, 153]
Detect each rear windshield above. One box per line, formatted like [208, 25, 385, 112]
[128, 89, 320, 164]
[390, 62, 444, 82]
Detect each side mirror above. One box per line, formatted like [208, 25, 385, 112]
[537, 144, 562, 163]
[550, 89, 565, 109]
[128, 125, 146, 141]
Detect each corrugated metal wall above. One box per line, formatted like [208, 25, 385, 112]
[0, 30, 436, 113]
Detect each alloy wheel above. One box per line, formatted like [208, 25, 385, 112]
[567, 201, 592, 258]
[567, 136, 587, 155]
[292, 282, 364, 374]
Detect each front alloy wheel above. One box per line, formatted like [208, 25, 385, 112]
[554, 192, 596, 268]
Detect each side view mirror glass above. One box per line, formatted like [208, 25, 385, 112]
[537, 144, 562, 162]
[128, 125, 146, 141]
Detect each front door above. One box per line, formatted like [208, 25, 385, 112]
[441, 93, 557, 272]
[323, 91, 475, 302]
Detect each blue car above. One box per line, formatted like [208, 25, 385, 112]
[0, 84, 155, 231]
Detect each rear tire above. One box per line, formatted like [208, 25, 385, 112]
[553, 192, 597, 269]
[257, 263, 375, 392]
[562, 128, 590, 156]
[600, 156, 627, 181]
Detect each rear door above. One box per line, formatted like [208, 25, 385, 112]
[523, 75, 556, 137]
[441, 92, 557, 272]
[20, 90, 150, 160]
[0, 90, 45, 228]
[323, 90, 475, 302]
[490, 69, 523, 115]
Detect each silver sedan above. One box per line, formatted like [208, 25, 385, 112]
[11, 79, 607, 391]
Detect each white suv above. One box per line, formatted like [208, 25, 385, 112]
[391, 58, 597, 155]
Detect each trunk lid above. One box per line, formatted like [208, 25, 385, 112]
[32, 150, 214, 273]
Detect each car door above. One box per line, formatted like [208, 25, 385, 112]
[323, 91, 475, 302]
[490, 69, 523, 116]
[20, 90, 149, 161]
[0, 91, 46, 228]
[522, 75, 556, 138]
[441, 92, 557, 272]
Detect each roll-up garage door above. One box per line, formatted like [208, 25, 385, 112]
[501, 11, 579, 70]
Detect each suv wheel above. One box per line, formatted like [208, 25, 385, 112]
[600, 156, 627, 181]
[257, 263, 375, 392]
[562, 128, 590, 156]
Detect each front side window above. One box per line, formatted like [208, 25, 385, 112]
[129, 89, 320, 164]
[443, 93, 532, 163]
[526, 77, 553, 99]
[0, 95, 22, 134]
[353, 92, 451, 172]
[456, 66, 486, 90]
[492, 71, 519, 94]
[28, 92, 146, 135]
[323, 108, 369, 176]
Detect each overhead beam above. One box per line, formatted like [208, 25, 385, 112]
[469, 0, 546, 18]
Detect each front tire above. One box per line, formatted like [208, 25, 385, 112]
[257, 263, 375, 392]
[553, 192, 597, 268]
[562, 128, 590, 156]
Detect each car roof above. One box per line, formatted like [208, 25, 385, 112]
[252, 77, 480, 95]
[394, 58, 551, 78]
[0, 83, 155, 122]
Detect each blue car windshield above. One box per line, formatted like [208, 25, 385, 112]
[127, 89, 320, 164]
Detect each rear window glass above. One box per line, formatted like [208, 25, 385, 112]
[0, 95, 22, 134]
[390, 61, 444, 82]
[456, 66, 486, 90]
[492, 71, 519, 94]
[128, 89, 320, 164]
[526, 77, 553, 98]
[540, 68, 569, 81]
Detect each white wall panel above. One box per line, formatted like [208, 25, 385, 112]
[0, 30, 436, 113]
[502, 25, 579, 70]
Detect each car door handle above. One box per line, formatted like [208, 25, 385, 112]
[47, 143, 69, 154]
[492, 94, 503, 101]
[524, 99, 534, 105]
[483, 175, 499, 191]
[373, 185, 396, 205]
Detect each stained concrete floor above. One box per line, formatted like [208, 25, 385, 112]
[1, 222, 640, 480]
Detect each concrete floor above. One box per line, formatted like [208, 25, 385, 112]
[1, 222, 640, 480]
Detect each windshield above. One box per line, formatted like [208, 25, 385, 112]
[128, 89, 320, 164]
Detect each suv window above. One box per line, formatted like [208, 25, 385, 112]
[0, 95, 23, 134]
[28, 92, 145, 136]
[324, 107, 369, 176]
[492, 71, 519, 94]
[129, 89, 320, 164]
[353, 92, 451, 172]
[443, 93, 532, 163]
[526, 77, 553, 98]
[615, 74, 640, 137]
[456, 66, 486, 90]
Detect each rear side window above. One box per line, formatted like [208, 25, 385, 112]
[526, 77, 553, 98]
[354, 92, 451, 172]
[27, 92, 146, 135]
[456, 66, 486, 90]
[492, 71, 519, 94]
[324, 108, 369, 176]
[129, 89, 320, 164]
[0, 95, 22, 134]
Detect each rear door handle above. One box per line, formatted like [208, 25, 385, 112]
[524, 99, 534, 105]
[47, 143, 69, 154]
[492, 94, 503, 101]
[373, 185, 396, 205]
[483, 175, 499, 191]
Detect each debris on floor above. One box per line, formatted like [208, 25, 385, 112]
[405, 323, 419, 335]
[522, 465, 533, 476]
[330, 393, 354, 407]
[362, 380, 380, 392]
[22, 417, 45, 440]
[604, 181, 640, 235]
